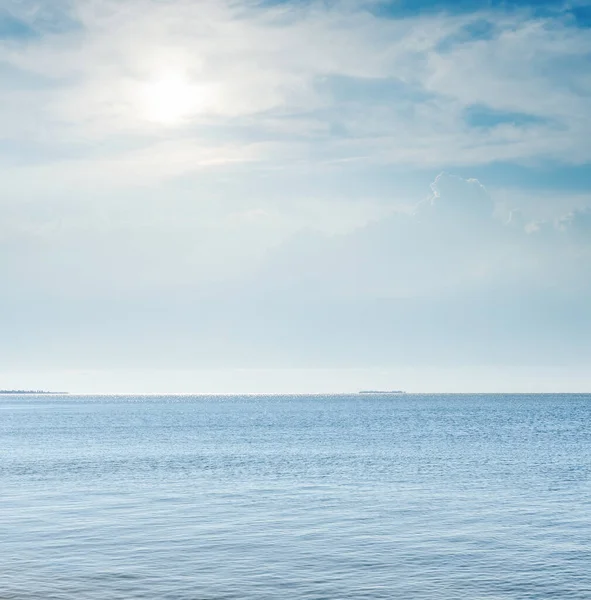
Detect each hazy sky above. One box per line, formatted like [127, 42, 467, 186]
[2, 0, 591, 392]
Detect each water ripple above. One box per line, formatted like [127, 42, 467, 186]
[1, 394, 590, 599]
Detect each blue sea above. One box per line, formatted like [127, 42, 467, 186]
[1, 393, 590, 599]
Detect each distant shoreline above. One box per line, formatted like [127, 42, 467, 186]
[359, 390, 406, 394]
[0, 390, 67, 395]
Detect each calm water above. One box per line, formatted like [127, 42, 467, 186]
[1, 394, 590, 599]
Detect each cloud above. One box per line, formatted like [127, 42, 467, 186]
[211, 171, 591, 365]
[557, 207, 591, 237]
[1, 0, 590, 180]
[256, 173, 514, 297]
[2, 170, 591, 371]
[417, 172, 494, 222]
[2, 1, 591, 375]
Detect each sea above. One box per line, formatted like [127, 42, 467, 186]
[1, 393, 590, 599]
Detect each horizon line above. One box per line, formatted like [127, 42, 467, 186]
[3, 391, 591, 396]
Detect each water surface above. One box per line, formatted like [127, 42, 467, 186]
[1, 394, 590, 599]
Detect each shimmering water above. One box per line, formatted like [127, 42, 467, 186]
[1, 394, 590, 599]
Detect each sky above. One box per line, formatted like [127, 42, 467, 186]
[1, 0, 591, 393]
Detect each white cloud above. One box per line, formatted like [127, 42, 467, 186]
[250, 172, 591, 308]
[2, 0, 590, 179]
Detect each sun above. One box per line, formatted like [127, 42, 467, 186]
[138, 72, 205, 125]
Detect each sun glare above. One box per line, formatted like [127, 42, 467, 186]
[138, 73, 206, 125]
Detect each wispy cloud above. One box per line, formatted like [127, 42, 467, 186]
[1, 0, 590, 178]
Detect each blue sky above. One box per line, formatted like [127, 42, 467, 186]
[1, 0, 591, 392]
